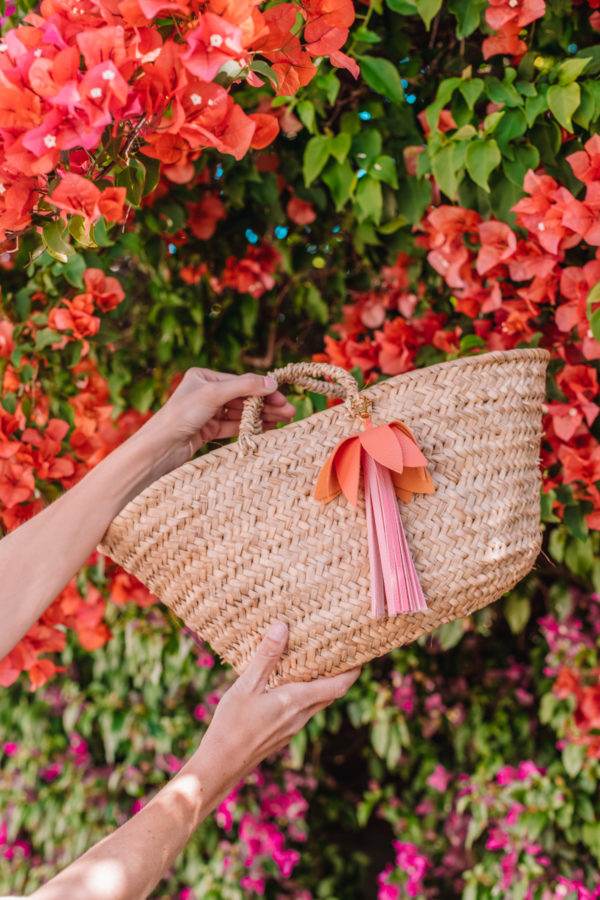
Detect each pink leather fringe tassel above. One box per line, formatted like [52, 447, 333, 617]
[362, 450, 427, 618]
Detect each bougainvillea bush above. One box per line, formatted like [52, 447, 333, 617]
[3, 0, 600, 895]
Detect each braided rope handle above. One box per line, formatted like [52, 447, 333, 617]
[238, 362, 361, 454]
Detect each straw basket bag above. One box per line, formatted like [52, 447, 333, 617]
[99, 348, 549, 684]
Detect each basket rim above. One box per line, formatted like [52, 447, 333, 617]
[101, 347, 550, 529]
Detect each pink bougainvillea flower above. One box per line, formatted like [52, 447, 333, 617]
[47, 173, 102, 225]
[182, 13, 244, 82]
[286, 196, 316, 225]
[476, 220, 517, 275]
[568, 133, 600, 184]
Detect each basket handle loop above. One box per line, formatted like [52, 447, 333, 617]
[238, 362, 361, 454]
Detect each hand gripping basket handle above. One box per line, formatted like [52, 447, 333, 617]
[238, 362, 361, 454]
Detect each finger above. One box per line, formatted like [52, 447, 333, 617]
[217, 395, 295, 416]
[282, 667, 361, 709]
[204, 373, 279, 409]
[239, 621, 289, 693]
[215, 403, 294, 421]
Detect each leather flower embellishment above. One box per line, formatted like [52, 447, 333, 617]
[314, 418, 434, 618]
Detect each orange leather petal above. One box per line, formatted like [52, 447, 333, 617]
[359, 423, 405, 474]
[390, 422, 428, 468]
[313, 448, 341, 502]
[391, 466, 435, 501]
[333, 436, 362, 507]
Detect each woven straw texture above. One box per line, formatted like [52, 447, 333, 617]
[99, 349, 549, 684]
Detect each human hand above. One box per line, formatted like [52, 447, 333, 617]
[136, 367, 296, 477]
[194, 622, 361, 788]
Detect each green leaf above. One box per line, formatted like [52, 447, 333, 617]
[582, 822, 600, 863]
[296, 100, 317, 134]
[448, 0, 486, 37]
[503, 144, 540, 188]
[92, 216, 114, 247]
[386, 0, 417, 13]
[68, 215, 98, 248]
[352, 129, 382, 164]
[541, 490, 561, 523]
[553, 57, 591, 85]
[395, 175, 431, 224]
[371, 720, 389, 758]
[130, 378, 156, 414]
[563, 742, 586, 778]
[589, 307, 600, 344]
[415, 0, 441, 29]
[249, 59, 279, 90]
[504, 595, 531, 635]
[140, 155, 160, 197]
[565, 534, 594, 576]
[329, 132, 352, 164]
[587, 280, 600, 314]
[426, 77, 461, 130]
[378, 214, 407, 233]
[34, 328, 63, 350]
[355, 176, 382, 224]
[493, 108, 527, 151]
[547, 82, 581, 132]
[370, 155, 398, 188]
[289, 729, 307, 767]
[115, 158, 145, 207]
[360, 56, 405, 105]
[303, 284, 329, 324]
[61, 253, 86, 289]
[486, 75, 521, 108]
[465, 138, 501, 191]
[524, 89, 549, 127]
[354, 25, 382, 43]
[564, 504, 589, 540]
[42, 221, 75, 263]
[431, 143, 459, 199]
[458, 78, 484, 110]
[322, 160, 355, 210]
[436, 619, 464, 650]
[303, 136, 331, 187]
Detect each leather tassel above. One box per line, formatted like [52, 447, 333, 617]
[314, 417, 434, 618]
[363, 451, 427, 617]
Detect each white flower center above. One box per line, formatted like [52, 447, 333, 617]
[538, 222, 545, 231]
[0, 43, 8, 53]
[210, 34, 223, 48]
[34, 49, 42, 57]
[44, 134, 57, 148]
[141, 48, 161, 63]
[90, 87, 102, 98]
[190, 93, 202, 106]
[508, 0, 518, 6]
[0, 184, 5, 195]
[102, 69, 115, 81]
[207, 98, 215, 106]
[569, 407, 578, 416]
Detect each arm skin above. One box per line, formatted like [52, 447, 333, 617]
[0, 366, 361, 900]
[0, 369, 296, 660]
[28, 623, 360, 900]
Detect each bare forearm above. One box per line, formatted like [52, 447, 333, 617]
[29, 748, 233, 900]
[0, 425, 172, 659]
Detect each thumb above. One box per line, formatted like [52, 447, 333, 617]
[240, 621, 288, 693]
[209, 373, 278, 407]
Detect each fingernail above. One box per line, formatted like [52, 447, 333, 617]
[264, 376, 277, 391]
[268, 621, 288, 641]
